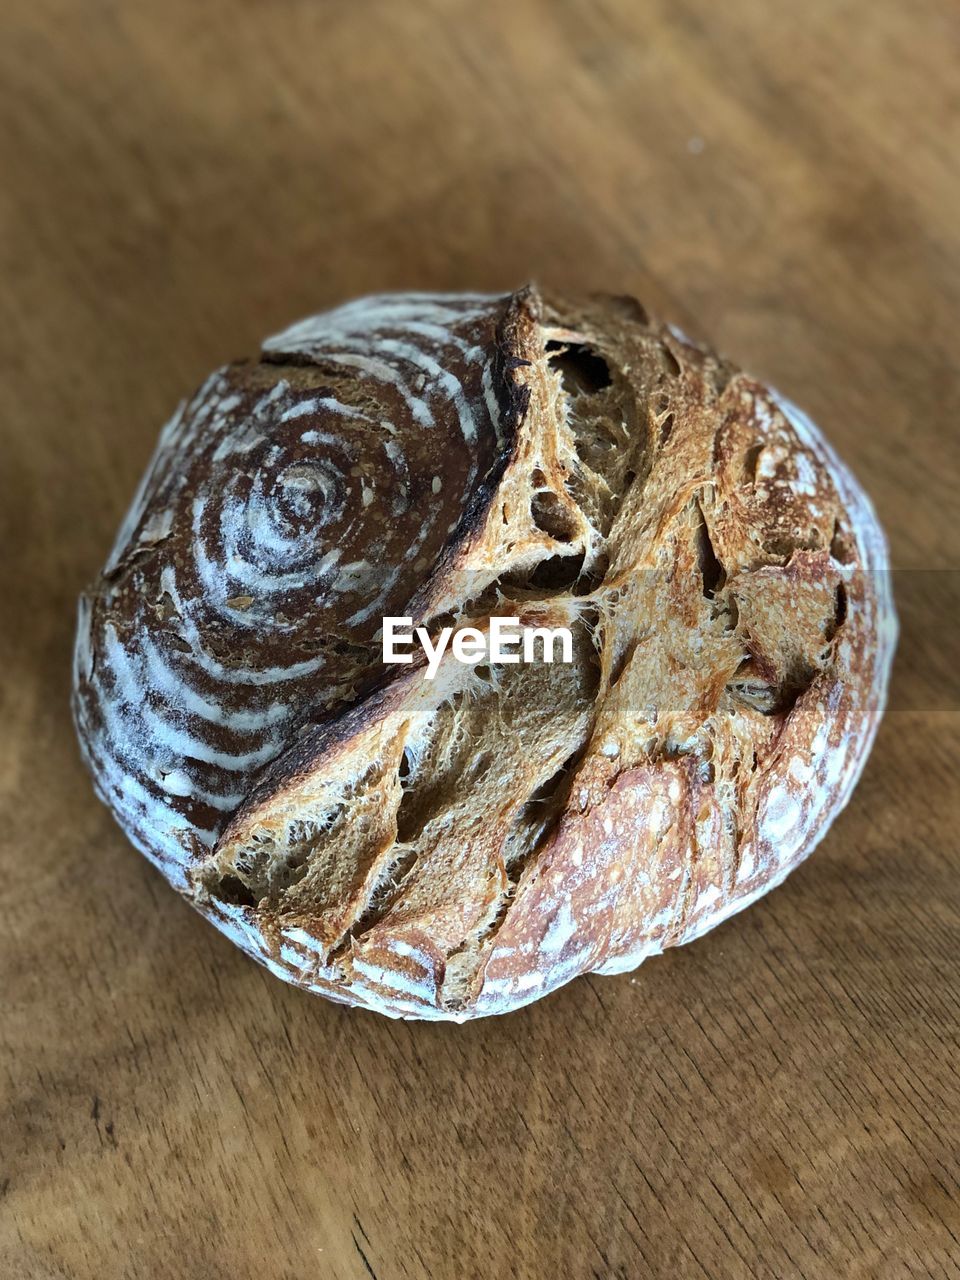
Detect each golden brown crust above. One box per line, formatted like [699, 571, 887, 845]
[73, 287, 896, 1019]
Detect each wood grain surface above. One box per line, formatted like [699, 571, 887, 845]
[2, 2, 958, 1277]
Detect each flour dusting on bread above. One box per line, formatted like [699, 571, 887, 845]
[73, 287, 896, 1019]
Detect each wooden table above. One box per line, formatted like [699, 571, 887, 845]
[2, 2, 958, 1277]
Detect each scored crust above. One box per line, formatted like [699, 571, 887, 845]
[73, 287, 896, 1020]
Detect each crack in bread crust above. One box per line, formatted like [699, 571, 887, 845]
[72, 287, 897, 1020]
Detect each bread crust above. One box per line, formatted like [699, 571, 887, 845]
[73, 287, 896, 1019]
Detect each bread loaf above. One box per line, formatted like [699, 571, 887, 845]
[73, 287, 896, 1019]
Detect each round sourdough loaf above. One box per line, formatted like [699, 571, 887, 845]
[73, 287, 896, 1019]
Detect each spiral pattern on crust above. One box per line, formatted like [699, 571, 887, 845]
[73, 293, 518, 881]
